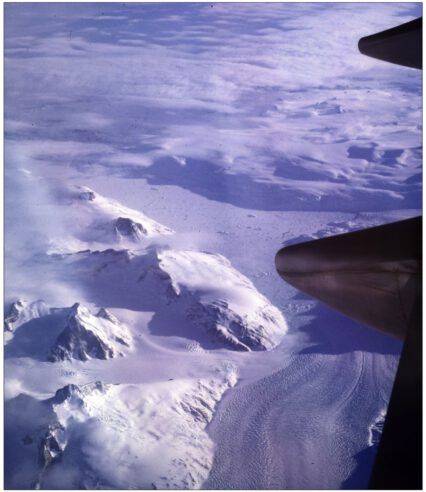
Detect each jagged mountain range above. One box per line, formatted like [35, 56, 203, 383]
[5, 300, 132, 362]
[5, 185, 287, 489]
[40, 185, 287, 352]
[6, 370, 238, 489]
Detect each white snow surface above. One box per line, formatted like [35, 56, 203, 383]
[5, 3, 420, 490]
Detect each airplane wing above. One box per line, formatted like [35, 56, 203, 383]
[358, 17, 422, 69]
[275, 217, 421, 340]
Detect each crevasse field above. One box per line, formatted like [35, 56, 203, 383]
[4, 3, 422, 490]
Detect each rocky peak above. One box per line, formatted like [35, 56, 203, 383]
[52, 381, 107, 404]
[4, 299, 50, 332]
[47, 304, 132, 362]
[67, 302, 86, 318]
[38, 423, 66, 468]
[77, 186, 97, 202]
[4, 300, 27, 331]
[96, 308, 118, 324]
[115, 217, 148, 241]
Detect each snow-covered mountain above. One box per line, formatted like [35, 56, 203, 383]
[4, 185, 285, 486]
[4, 300, 132, 362]
[51, 244, 287, 351]
[157, 250, 287, 350]
[41, 186, 288, 352]
[49, 186, 174, 253]
[6, 367, 237, 489]
[4, 299, 50, 332]
[48, 303, 132, 362]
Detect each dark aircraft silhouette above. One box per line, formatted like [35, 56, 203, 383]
[276, 18, 422, 490]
